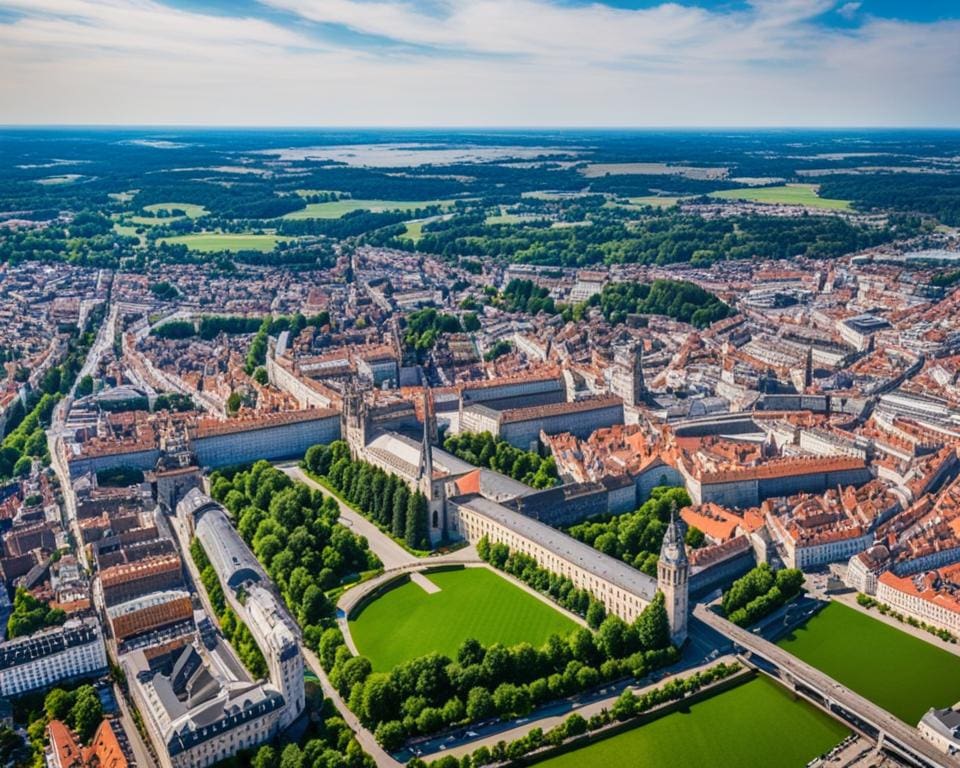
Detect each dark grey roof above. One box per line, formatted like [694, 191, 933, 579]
[192, 495, 265, 592]
[0, 619, 102, 671]
[455, 495, 656, 602]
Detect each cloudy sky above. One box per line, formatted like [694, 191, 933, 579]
[0, 0, 958, 126]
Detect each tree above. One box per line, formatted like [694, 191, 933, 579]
[466, 687, 495, 721]
[685, 526, 705, 548]
[635, 591, 671, 652]
[252, 745, 279, 768]
[71, 685, 103, 742]
[361, 674, 400, 727]
[405, 491, 429, 550]
[585, 600, 606, 630]
[457, 638, 485, 667]
[280, 743, 304, 768]
[374, 720, 405, 751]
[392, 486, 409, 539]
[44, 688, 75, 721]
[596, 615, 631, 660]
[299, 584, 332, 626]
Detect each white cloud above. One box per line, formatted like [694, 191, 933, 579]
[837, 2, 862, 20]
[0, 0, 957, 126]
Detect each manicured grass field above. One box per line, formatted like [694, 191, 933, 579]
[349, 567, 578, 671]
[157, 233, 289, 253]
[777, 601, 960, 723]
[283, 199, 451, 220]
[709, 183, 851, 210]
[534, 677, 847, 768]
[143, 202, 209, 218]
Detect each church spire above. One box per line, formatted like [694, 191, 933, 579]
[418, 387, 434, 486]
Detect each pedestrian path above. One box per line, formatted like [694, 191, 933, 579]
[410, 571, 441, 594]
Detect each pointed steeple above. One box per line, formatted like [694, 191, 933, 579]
[659, 501, 688, 568]
[418, 387, 434, 484]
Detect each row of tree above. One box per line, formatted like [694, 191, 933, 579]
[151, 311, 332, 343]
[566, 487, 695, 577]
[209, 461, 380, 647]
[408, 661, 742, 768]
[190, 538, 269, 678]
[317, 584, 677, 752]
[442, 431, 558, 489]
[303, 441, 432, 551]
[479, 538, 673, 654]
[722, 563, 804, 627]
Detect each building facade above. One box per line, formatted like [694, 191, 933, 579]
[0, 619, 107, 697]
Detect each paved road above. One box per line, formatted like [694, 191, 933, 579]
[280, 464, 481, 572]
[693, 604, 957, 768]
[407, 653, 741, 762]
[113, 681, 158, 768]
[280, 464, 418, 571]
[302, 645, 401, 767]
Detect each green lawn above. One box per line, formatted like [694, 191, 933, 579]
[349, 567, 578, 671]
[709, 183, 851, 210]
[778, 601, 960, 723]
[403, 220, 425, 242]
[157, 233, 289, 253]
[143, 202, 209, 218]
[535, 677, 847, 768]
[282, 199, 451, 220]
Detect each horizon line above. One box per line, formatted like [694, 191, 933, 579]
[3, 124, 960, 132]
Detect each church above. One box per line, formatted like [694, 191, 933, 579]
[342, 383, 689, 643]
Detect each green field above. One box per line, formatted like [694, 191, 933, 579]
[778, 601, 960, 723]
[709, 183, 851, 210]
[403, 220, 425, 241]
[143, 202, 208, 218]
[626, 196, 686, 209]
[157, 233, 288, 253]
[485, 212, 525, 225]
[283, 199, 451, 220]
[349, 567, 578, 671]
[535, 677, 847, 768]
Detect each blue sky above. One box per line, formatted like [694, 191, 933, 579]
[0, 0, 958, 126]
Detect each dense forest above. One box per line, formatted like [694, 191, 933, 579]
[0, 129, 956, 272]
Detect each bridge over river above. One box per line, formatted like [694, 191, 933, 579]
[693, 604, 958, 768]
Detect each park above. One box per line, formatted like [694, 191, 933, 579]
[348, 566, 579, 671]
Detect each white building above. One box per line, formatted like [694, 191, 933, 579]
[0, 618, 107, 697]
[876, 571, 960, 636]
[919, 708, 960, 756]
[125, 629, 284, 768]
